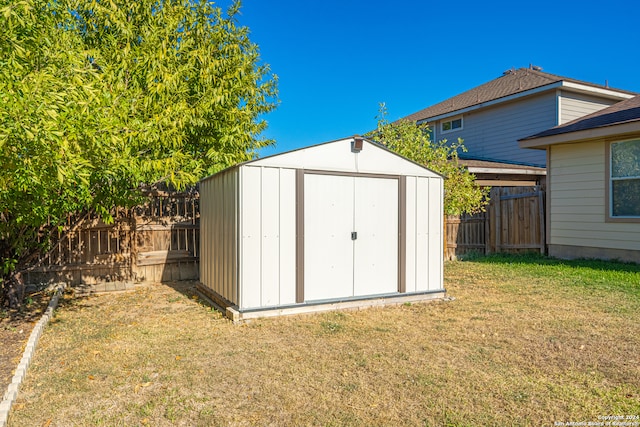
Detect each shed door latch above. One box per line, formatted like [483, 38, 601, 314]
[351, 231, 358, 240]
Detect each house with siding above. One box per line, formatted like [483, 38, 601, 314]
[519, 95, 640, 263]
[403, 66, 636, 185]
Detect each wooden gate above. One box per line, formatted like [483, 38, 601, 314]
[446, 186, 545, 260]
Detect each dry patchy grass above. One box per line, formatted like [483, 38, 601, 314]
[8, 255, 640, 426]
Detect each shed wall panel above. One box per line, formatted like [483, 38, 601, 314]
[217, 174, 225, 300]
[404, 177, 417, 293]
[199, 179, 210, 289]
[278, 168, 297, 305]
[260, 167, 281, 306]
[225, 171, 238, 303]
[199, 168, 238, 304]
[428, 178, 444, 290]
[214, 176, 221, 299]
[415, 177, 429, 291]
[240, 166, 262, 309]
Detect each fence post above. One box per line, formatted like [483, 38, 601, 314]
[443, 215, 448, 261]
[538, 187, 545, 254]
[494, 187, 501, 253]
[484, 207, 490, 255]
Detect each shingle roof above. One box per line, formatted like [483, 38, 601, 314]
[521, 95, 640, 140]
[404, 68, 636, 122]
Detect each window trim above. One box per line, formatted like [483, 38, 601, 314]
[440, 116, 463, 134]
[605, 138, 640, 223]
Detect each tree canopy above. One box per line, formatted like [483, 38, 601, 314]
[0, 0, 277, 306]
[366, 104, 489, 216]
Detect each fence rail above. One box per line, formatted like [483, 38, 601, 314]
[446, 186, 545, 260]
[24, 190, 200, 288]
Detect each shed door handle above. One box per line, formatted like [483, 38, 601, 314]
[351, 232, 357, 240]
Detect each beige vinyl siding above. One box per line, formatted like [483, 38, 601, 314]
[559, 92, 616, 124]
[549, 141, 640, 251]
[433, 92, 556, 167]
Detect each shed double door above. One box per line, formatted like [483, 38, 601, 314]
[304, 173, 398, 301]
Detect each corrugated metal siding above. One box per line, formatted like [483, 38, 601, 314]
[260, 167, 281, 306]
[432, 92, 556, 166]
[415, 177, 430, 291]
[239, 166, 261, 308]
[404, 176, 417, 293]
[238, 166, 297, 310]
[549, 141, 640, 251]
[559, 92, 616, 124]
[427, 177, 444, 291]
[278, 169, 297, 304]
[404, 176, 443, 293]
[199, 168, 238, 304]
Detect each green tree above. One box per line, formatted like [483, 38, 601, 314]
[0, 0, 277, 307]
[366, 104, 489, 215]
[71, 0, 278, 183]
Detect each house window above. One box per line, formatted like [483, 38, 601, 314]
[610, 139, 640, 218]
[441, 117, 463, 133]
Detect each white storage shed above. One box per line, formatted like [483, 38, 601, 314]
[198, 137, 445, 321]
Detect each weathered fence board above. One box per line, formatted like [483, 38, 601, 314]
[24, 190, 199, 289]
[446, 186, 545, 260]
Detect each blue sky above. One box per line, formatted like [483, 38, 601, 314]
[227, 0, 640, 157]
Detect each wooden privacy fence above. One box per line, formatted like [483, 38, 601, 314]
[446, 186, 545, 260]
[24, 185, 543, 288]
[24, 190, 200, 290]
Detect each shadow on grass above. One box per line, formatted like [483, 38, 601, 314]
[0, 290, 51, 324]
[49, 281, 224, 318]
[162, 280, 226, 315]
[162, 280, 200, 299]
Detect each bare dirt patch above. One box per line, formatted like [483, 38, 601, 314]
[0, 292, 50, 395]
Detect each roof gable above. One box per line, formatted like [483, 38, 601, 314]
[249, 137, 442, 178]
[404, 68, 636, 123]
[201, 137, 443, 182]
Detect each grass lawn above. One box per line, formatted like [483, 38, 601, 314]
[8, 254, 640, 426]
